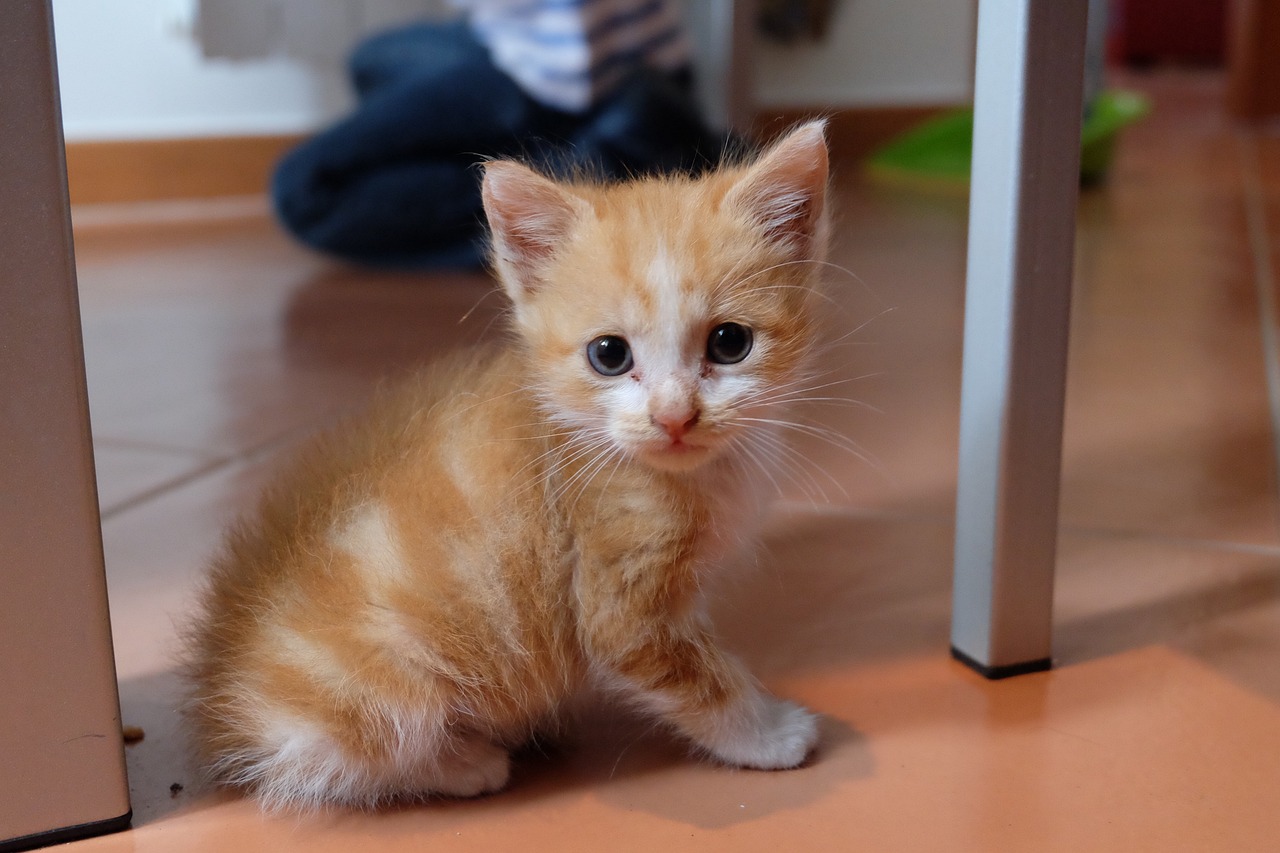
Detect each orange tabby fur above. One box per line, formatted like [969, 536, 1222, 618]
[186, 122, 831, 810]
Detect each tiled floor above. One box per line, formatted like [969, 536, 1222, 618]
[66, 70, 1279, 851]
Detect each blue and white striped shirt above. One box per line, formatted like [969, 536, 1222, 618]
[456, 0, 692, 113]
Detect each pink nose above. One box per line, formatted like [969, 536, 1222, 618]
[652, 409, 700, 441]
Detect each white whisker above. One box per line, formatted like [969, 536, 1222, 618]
[735, 415, 888, 478]
[740, 371, 884, 411]
[736, 424, 850, 505]
[826, 305, 898, 346]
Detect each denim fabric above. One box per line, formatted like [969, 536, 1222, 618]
[272, 20, 726, 270]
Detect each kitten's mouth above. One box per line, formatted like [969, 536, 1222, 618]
[638, 436, 716, 470]
[658, 434, 709, 453]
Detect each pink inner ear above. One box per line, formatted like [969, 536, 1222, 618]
[730, 122, 829, 257]
[482, 163, 583, 277]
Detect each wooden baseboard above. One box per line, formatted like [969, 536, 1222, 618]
[64, 135, 303, 205]
[62, 108, 951, 205]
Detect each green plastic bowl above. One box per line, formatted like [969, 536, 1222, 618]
[865, 89, 1151, 189]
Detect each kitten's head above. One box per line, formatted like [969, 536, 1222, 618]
[482, 121, 829, 474]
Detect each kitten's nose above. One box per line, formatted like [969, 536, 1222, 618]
[652, 409, 700, 441]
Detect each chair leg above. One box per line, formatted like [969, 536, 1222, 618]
[950, 0, 1089, 678]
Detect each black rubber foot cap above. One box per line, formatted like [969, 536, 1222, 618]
[951, 646, 1053, 680]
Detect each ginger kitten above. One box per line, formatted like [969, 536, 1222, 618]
[186, 121, 831, 810]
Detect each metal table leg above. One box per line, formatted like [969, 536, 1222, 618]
[0, 1, 132, 846]
[950, 0, 1089, 678]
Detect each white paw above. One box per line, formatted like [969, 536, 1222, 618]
[709, 697, 820, 770]
[431, 738, 511, 798]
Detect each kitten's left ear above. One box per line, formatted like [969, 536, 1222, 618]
[726, 119, 829, 261]
[482, 161, 590, 306]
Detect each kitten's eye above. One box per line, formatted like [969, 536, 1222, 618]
[586, 335, 634, 376]
[707, 323, 753, 365]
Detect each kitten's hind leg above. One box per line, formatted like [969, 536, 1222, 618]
[210, 697, 511, 809]
[423, 732, 511, 799]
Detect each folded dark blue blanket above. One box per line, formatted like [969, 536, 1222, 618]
[272, 20, 727, 270]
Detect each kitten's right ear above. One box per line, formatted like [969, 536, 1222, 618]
[482, 161, 589, 305]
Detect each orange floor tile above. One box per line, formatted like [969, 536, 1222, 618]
[63, 70, 1280, 851]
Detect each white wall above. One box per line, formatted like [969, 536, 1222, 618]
[52, 0, 358, 141]
[53, 0, 977, 142]
[54, 0, 343, 140]
[754, 0, 977, 107]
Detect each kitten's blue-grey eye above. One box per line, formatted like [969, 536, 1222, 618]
[587, 335, 634, 376]
[707, 323, 753, 365]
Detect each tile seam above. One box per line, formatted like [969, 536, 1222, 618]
[98, 457, 237, 522]
[93, 436, 228, 457]
[770, 500, 1280, 558]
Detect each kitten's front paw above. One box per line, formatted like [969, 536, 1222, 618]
[711, 698, 819, 770]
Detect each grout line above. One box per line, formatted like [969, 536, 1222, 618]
[94, 399, 363, 525]
[1235, 131, 1280, 530]
[1057, 524, 1280, 560]
[234, 419, 331, 465]
[93, 435, 229, 457]
[96, 418, 341, 522]
[770, 499, 1280, 559]
[771, 499, 954, 526]
[99, 456, 237, 522]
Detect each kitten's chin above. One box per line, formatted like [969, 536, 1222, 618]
[636, 440, 719, 474]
